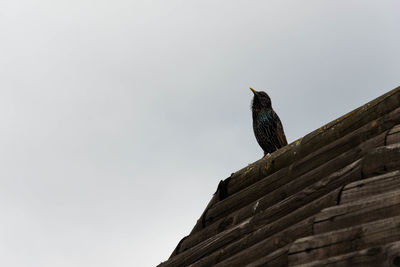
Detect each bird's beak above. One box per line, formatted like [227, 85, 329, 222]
[250, 87, 258, 94]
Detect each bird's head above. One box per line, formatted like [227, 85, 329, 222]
[250, 87, 272, 110]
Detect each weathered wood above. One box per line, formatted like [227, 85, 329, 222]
[166, 130, 400, 266]
[183, 108, 400, 253]
[204, 167, 289, 228]
[192, 218, 311, 267]
[205, 130, 387, 226]
[160, 88, 400, 267]
[244, 245, 290, 267]
[160, 178, 345, 267]
[291, 241, 400, 267]
[188, 189, 342, 267]
[226, 87, 400, 197]
[184, 92, 400, 242]
[208, 149, 361, 226]
[288, 215, 400, 265]
[362, 143, 400, 177]
[340, 170, 400, 204]
[248, 160, 361, 229]
[211, 219, 313, 267]
[288, 120, 398, 187]
[314, 189, 400, 234]
[387, 124, 400, 145]
[205, 119, 396, 227]
[158, 217, 254, 267]
[176, 133, 382, 254]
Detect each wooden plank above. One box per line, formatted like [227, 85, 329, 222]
[288, 215, 400, 265]
[387, 124, 400, 145]
[184, 108, 400, 251]
[205, 166, 289, 227]
[158, 217, 254, 267]
[176, 156, 363, 257]
[244, 245, 289, 267]
[188, 189, 342, 267]
[382, 143, 400, 171]
[314, 189, 400, 234]
[247, 161, 360, 229]
[362, 143, 400, 177]
[340, 170, 400, 204]
[291, 241, 400, 267]
[162, 141, 400, 263]
[160, 177, 345, 267]
[205, 121, 391, 227]
[206, 147, 364, 226]
[178, 131, 386, 255]
[185, 96, 400, 242]
[167, 129, 400, 265]
[211, 219, 313, 267]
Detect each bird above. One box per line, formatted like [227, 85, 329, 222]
[250, 87, 288, 157]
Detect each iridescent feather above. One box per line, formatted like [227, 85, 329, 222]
[250, 88, 287, 156]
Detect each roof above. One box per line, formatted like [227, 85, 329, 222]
[159, 86, 400, 267]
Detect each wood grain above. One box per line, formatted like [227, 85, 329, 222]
[291, 241, 400, 267]
[314, 189, 400, 234]
[340, 170, 400, 204]
[288, 215, 400, 265]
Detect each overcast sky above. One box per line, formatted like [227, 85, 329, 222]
[1, 1, 399, 267]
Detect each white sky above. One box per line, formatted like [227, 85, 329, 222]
[1, 1, 399, 266]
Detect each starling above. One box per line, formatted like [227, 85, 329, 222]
[250, 87, 288, 157]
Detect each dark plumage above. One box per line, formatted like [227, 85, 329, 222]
[250, 87, 288, 157]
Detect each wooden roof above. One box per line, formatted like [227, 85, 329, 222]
[159, 86, 400, 267]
